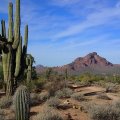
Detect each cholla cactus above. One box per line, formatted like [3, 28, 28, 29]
[14, 85, 30, 120]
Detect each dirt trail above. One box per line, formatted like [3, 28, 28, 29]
[74, 85, 120, 101]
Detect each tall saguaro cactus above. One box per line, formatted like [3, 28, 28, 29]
[0, 0, 33, 96]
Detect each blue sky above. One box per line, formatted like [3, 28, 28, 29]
[0, 0, 120, 66]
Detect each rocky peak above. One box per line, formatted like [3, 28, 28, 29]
[73, 52, 113, 68]
[36, 52, 116, 74]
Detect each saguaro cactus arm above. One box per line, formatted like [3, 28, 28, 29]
[8, 3, 13, 42]
[14, 36, 22, 77]
[12, 0, 20, 49]
[24, 25, 28, 52]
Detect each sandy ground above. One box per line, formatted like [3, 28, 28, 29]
[1, 83, 120, 120]
[30, 85, 120, 120]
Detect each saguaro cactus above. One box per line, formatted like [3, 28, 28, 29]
[1, 0, 21, 96]
[26, 54, 34, 83]
[14, 85, 30, 120]
[0, 0, 34, 96]
[65, 69, 68, 81]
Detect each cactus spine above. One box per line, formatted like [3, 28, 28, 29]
[14, 85, 30, 120]
[0, 0, 34, 96]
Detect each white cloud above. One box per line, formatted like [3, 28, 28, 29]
[53, 5, 120, 39]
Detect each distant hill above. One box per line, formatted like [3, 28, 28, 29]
[36, 65, 47, 73]
[36, 52, 120, 75]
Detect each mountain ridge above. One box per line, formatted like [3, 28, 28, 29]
[36, 52, 120, 75]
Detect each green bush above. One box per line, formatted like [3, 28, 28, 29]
[80, 73, 102, 82]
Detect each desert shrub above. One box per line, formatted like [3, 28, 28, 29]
[7, 112, 15, 120]
[78, 73, 104, 83]
[108, 75, 120, 83]
[44, 79, 68, 96]
[87, 103, 120, 120]
[46, 97, 61, 108]
[45, 68, 53, 80]
[22, 78, 45, 93]
[30, 93, 39, 106]
[25, 81, 37, 92]
[55, 88, 73, 98]
[105, 75, 120, 84]
[113, 100, 120, 108]
[44, 82, 55, 96]
[30, 93, 38, 100]
[38, 92, 50, 102]
[34, 79, 45, 90]
[0, 96, 12, 109]
[96, 93, 111, 100]
[0, 109, 5, 120]
[71, 93, 85, 101]
[30, 92, 50, 105]
[10, 105, 15, 112]
[69, 75, 77, 81]
[105, 83, 118, 93]
[34, 106, 63, 120]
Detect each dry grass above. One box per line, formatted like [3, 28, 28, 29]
[46, 97, 61, 108]
[33, 106, 63, 120]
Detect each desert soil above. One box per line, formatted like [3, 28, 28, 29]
[30, 84, 120, 120]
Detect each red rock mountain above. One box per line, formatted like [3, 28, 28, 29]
[63, 52, 112, 68]
[74, 52, 112, 66]
[36, 52, 120, 75]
